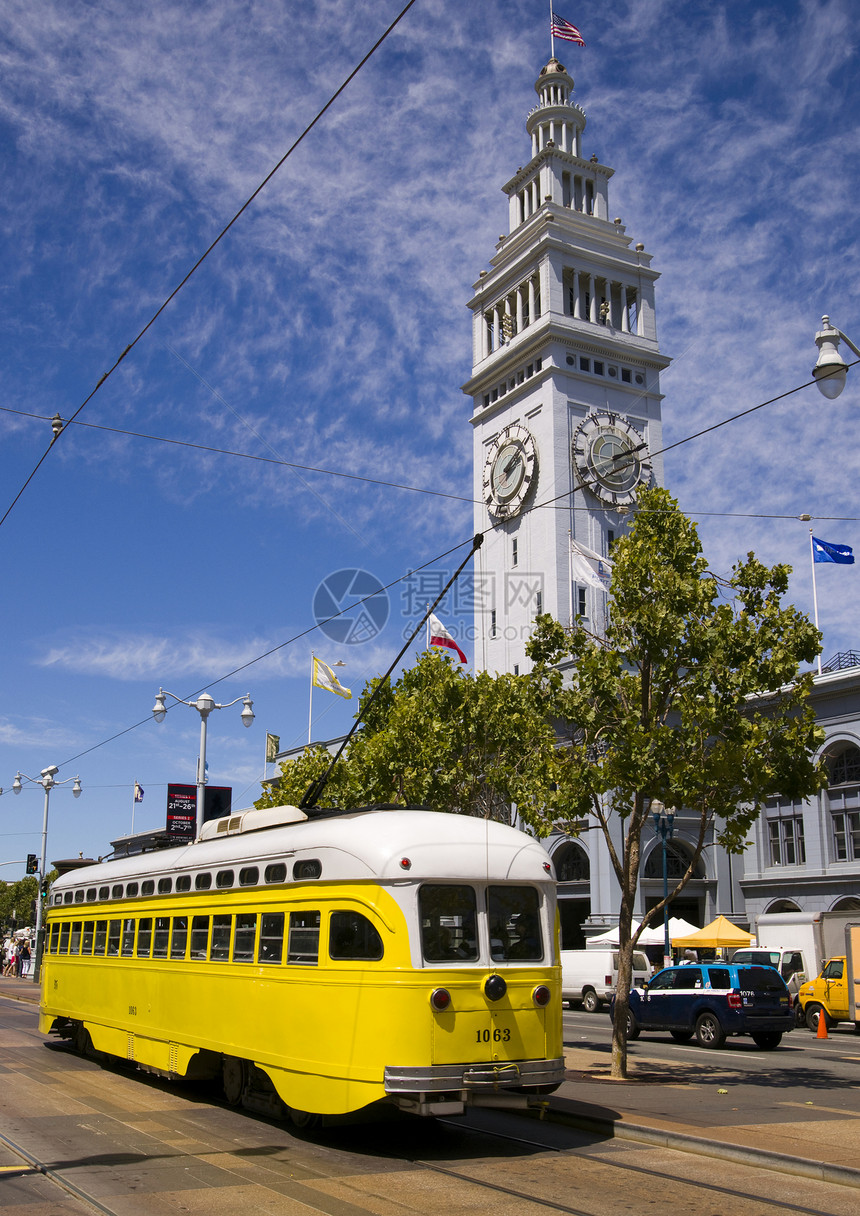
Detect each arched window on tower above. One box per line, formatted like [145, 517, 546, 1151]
[826, 745, 860, 862]
[643, 841, 704, 882]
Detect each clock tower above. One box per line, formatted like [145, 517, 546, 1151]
[463, 58, 670, 675]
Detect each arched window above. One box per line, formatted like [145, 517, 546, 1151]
[826, 745, 860, 861]
[553, 841, 589, 882]
[643, 841, 704, 881]
[828, 746, 860, 786]
[765, 899, 801, 914]
[831, 896, 860, 911]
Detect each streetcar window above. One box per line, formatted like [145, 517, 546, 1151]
[74, 890, 84, 904]
[49, 923, 60, 953]
[488, 886, 543, 961]
[265, 863, 287, 883]
[171, 916, 188, 959]
[70, 921, 82, 954]
[126, 882, 139, 897]
[137, 918, 152, 957]
[239, 866, 259, 887]
[86, 888, 97, 902]
[82, 921, 94, 954]
[142, 880, 155, 895]
[259, 913, 285, 964]
[190, 916, 209, 959]
[112, 885, 124, 899]
[59, 922, 71, 953]
[107, 920, 121, 956]
[94, 921, 107, 954]
[176, 875, 192, 893]
[157, 878, 172, 894]
[121, 918, 136, 956]
[293, 859, 322, 881]
[152, 917, 170, 958]
[233, 914, 257, 962]
[330, 911, 384, 961]
[98, 886, 110, 900]
[53, 894, 62, 905]
[419, 885, 478, 962]
[211, 915, 231, 961]
[63, 892, 73, 904]
[195, 873, 212, 890]
[216, 870, 234, 889]
[287, 911, 320, 964]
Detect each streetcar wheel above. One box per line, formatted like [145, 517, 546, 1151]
[805, 1004, 831, 1034]
[287, 1107, 321, 1131]
[695, 1012, 726, 1049]
[222, 1056, 247, 1105]
[73, 1022, 93, 1057]
[582, 989, 599, 1013]
[751, 1032, 782, 1050]
[670, 1030, 694, 1042]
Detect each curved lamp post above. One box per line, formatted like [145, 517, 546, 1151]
[152, 689, 254, 837]
[12, 765, 82, 982]
[651, 800, 676, 968]
[812, 315, 860, 400]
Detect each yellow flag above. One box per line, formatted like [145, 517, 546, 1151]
[313, 658, 352, 700]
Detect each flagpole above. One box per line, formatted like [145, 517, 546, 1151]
[549, 0, 554, 57]
[809, 529, 822, 676]
[308, 655, 314, 745]
[426, 602, 430, 650]
[131, 782, 136, 834]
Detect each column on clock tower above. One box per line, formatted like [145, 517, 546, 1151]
[463, 57, 671, 682]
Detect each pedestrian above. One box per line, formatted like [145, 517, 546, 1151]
[3, 941, 17, 977]
[16, 941, 30, 978]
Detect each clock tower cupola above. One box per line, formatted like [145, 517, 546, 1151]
[464, 57, 670, 675]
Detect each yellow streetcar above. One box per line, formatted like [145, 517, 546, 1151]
[40, 805, 564, 1124]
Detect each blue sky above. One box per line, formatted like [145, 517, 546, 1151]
[2, 0, 859, 871]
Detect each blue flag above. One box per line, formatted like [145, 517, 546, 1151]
[812, 536, 855, 565]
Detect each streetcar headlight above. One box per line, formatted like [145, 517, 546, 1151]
[484, 974, 507, 1002]
[532, 985, 551, 1007]
[430, 987, 452, 1011]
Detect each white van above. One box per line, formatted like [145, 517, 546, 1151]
[560, 948, 652, 1011]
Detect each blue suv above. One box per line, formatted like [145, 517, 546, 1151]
[621, 963, 794, 1049]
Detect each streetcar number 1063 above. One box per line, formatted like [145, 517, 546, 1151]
[476, 1028, 511, 1042]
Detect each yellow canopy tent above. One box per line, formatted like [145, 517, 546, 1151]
[671, 915, 754, 949]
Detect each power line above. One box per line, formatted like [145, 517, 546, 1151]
[0, 0, 419, 534]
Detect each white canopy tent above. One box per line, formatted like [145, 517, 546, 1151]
[584, 917, 700, 948]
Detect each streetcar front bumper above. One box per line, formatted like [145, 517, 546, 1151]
[384, 1057, 565, 1116]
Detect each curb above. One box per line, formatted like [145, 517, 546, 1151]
[542, 1102, 860, 1190]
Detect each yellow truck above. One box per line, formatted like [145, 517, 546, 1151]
[796, 916, 860, 1033]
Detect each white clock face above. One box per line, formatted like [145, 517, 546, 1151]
[483, 424, 538, 519]
[572, 413, 651, 506]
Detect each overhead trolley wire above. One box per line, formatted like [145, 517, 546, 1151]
[0, 0, 420, 534]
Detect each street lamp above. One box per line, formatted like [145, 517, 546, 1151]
[812, 315, 860, 400]
[11, 765, 82, 983]
[651, 800, 675, 968]
[152, 689, 254, 837]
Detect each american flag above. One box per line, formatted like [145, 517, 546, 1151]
[551, 13, 586, 47]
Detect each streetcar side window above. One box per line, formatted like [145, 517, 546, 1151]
[157, 878, 172, 895]
[82, 921, 94, 954]
[171, 916, 188, 959]
[121, 918, 136, 956]
[176, 875, 192, 893]
[142, 880, 155, 896]
[330, 911, 384, 961]
[488, 886, 543, 961]
[98, 886, 110, 900]
[419, 885, 478, 962]
[152, 917, 170, 958]
[94, 921, 107, 954]
[287, 911, 320, 964]
[259, 913, 285, 963]
[112, 884, 124, 899]
[211, 915, 232, 961]
[137, 918, 153, 957]
[59, 922, 71, 953]
[265, 863, 287, 883]
[239, 866, 259, 887]
[190, 916, 209, 959]
[86, 888, 97, 903]
[293, 859, 322, 880]
[107, 920, 121, 956]
[49, 923, 60, 953]
[196, 873, 212, 890]
[233, 914, 257, 962]
[216, 870, 234, 889]
[70, 921, 82, 954]
[74, 890, 84, 904]
[126, 882, 139, 897]
[63, 893, 73, 904]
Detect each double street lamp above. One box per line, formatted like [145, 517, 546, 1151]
[152, 689, 254, 838]
[11, 765, 82, 983]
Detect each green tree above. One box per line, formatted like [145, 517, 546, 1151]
[0, 875, 43, 932]
[258, 648, 560, 825]
[527, 486, 825, 1079]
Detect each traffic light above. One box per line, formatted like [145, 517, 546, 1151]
[40, 878, 50, 898]
[26, 853, 38, 875]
